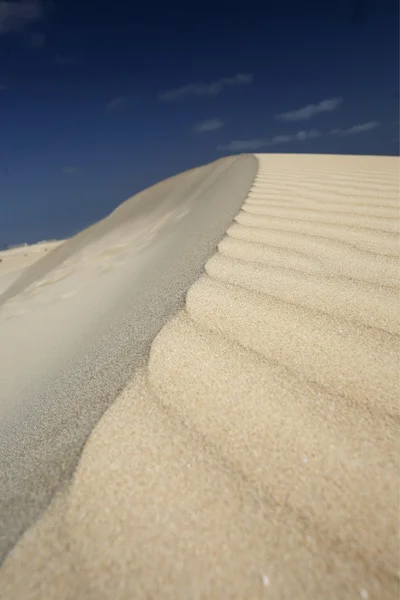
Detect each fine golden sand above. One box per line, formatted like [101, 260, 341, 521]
[0, 154, 399, 599]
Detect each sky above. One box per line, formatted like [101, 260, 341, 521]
[0, 0, 399, 246]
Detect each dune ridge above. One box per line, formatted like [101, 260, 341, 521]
[0, 153, 399, 599]
[0, 154, 257, 563]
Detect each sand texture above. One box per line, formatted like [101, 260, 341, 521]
[0, 154, 257, 560]
[0, 241, 63, 296]
[0, 153, 399, 599]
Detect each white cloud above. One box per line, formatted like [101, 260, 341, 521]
[276, 97, 343, 121]
[0, 0, 44, 33]
[330, 121, 381, 136]
[106, 95, 129, 110]
[294, 130, 321, 141]
[29, 30, 45, 46]
[217, 130, 322, 151]
[62, 166, 80, 175]
[193, 118, 224, 134]
[159, 73, 253, 101]
[217, 119, 381, 152]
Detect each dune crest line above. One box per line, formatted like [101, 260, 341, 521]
[0, 153, 399, 599]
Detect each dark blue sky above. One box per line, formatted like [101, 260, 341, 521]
[0, 0, 399, 245]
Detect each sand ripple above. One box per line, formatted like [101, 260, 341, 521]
[1, 154, 399, 600]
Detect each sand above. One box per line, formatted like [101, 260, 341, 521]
[0, 153, 399, 599]
[0, 241, 63, 296]
[0, 154, 257, 560]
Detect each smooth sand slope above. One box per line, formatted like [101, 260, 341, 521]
[0, 241, 63, 296]
[0, 155, 257, 560]
[0, 154, 399, 599]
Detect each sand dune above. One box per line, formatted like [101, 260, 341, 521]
[0, 153, 399, 599]
[0, 154, 257, 560]
[0, 241, 63, 296]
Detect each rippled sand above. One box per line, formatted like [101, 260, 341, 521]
[0, 154, 399, 600]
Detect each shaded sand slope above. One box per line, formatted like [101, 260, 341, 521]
[1, 154, 399, 599]
[0, 157, 247, 308]
[0, 241, 63, 296]
[0, 154, 257, 561]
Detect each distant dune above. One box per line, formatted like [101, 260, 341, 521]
[0, 153, 398, 600]
[0, 241, 63, 296]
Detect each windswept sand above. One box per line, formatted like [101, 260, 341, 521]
[0, 155, 257, 558]
[0, 241, 63, 296]
[0, 154, 399, 599]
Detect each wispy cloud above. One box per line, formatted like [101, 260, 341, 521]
[218, 120, 380, 152]
[276, 97, 343, 122]
[106, 95, 129, 110]
[0, 0, 44, 33]
[217, 130, 321, 152]
[29, 30, 45, 47]
[330, 121, 381, 136]
[159, 73, 253, 102]
[62, 166, 80, 175]
[193, 118, 224, 134]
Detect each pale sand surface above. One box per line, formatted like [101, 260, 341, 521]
[0, 241, 63, 296]
[0, 154, 399, 599]
[0, 154, 257, 560]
